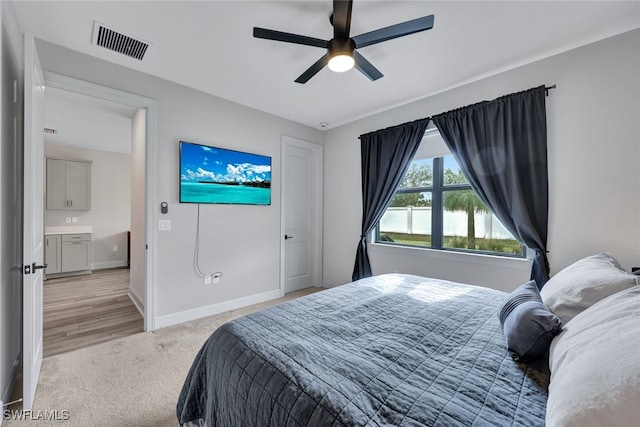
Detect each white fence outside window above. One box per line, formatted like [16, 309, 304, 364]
[380, 207, 513, 239]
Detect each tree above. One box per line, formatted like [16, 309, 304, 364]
[401, 162, 432, 188]
[389, 163, 432, 207]
[442, 169, 489, 249]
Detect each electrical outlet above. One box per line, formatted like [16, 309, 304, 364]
[213, 275, 220, 284]
[204, 275, 212, 285]
[113, 245, 118, 252]
[65, 217, 71, 223]
[72, 217, 78, 223]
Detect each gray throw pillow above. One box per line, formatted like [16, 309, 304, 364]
[498, 280, 562, 362]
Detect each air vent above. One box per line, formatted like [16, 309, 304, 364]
[92, 22, 150, 61]
[44, 128, 58, 134]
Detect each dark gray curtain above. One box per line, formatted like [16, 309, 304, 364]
[432, 85, 550, 287]
[352, 118, 431, 281]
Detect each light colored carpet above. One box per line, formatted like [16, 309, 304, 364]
[4, 287, 321, 427]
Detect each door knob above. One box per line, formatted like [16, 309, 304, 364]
[284, 235, 293, 240]
[32, 262, 48, 271]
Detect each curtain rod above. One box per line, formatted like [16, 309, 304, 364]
[545, 85, 557, 96]
[359, 84, 557, 139]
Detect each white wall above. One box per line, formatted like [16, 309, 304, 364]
[34, 39, 324, 325]
[44, 87, 134, 154]
[45, 143, 131, 270]
[0, 0, 23, 407]
[323, 29, 640, 292]
[130, 108, 145, 310]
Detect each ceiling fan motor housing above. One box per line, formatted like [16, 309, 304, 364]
[328, 38, 356, 58]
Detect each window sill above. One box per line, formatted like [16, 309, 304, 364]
[368, 242, 532, 271]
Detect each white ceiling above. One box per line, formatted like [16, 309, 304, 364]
[44, 87, 138, 153]
[13, 1, 640, 130]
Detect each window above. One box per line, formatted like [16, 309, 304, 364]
[375, 128, 524, 257]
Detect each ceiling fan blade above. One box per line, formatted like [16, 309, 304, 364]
[353, 51, 383, 81]
[295, 55, 329, 84]
[253, 27, 328, 48]
[352, 15, 434, 49]
[332, 0, 353, 39]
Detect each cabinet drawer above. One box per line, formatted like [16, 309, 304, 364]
[61, 233, 91, 242]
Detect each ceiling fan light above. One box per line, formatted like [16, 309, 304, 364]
[328, 53, 355, 72]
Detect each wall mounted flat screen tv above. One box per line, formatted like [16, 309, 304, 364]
[179, 141, 271, 205]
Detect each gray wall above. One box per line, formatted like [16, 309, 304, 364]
[0, 0, 23, 406]
[34, 39, 324, 322]
[323, 28, 640, 291]
[44, 143, 132, 270]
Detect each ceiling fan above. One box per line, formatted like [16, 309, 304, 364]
[253, 0, 434, 84]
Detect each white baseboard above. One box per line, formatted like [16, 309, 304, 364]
[128, 290, 144, 316]
[92, 260, 128, 270]
[155, 289, 282, 329]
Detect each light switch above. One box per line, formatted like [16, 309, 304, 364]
[65, 217, 71, 224]
[158, 219, 171, 231]
[72, 217, 78, 223]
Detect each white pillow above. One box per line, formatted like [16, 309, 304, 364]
[546, 286, 640, 427]
[540, 252, 637, 323]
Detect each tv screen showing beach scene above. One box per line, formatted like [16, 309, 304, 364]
[179, 141, 271, 205]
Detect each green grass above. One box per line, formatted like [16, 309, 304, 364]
[380, 232, 524, 255]
[381, 232, 431, 246]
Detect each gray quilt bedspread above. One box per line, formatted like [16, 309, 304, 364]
[177, 274, 549, 426]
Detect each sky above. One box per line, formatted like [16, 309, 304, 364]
[180, 141, 271, 183]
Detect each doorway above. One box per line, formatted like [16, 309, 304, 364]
[281, 135, 323, 294]
[43, 71, 158, 332]
[41, 86, 142, 357]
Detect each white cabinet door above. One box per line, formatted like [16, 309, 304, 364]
[61, 242, 90, 272]
[67, 161, 91, 210]
[60, 234, 92, 272]
[45, 158, 67, 210]
[44, 235, 61, 274]
[46, 158, 91, 210]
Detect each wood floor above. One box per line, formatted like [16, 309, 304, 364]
[43, 268, 143, 358]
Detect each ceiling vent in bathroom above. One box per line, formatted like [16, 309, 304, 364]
[92, 21, 150, 61]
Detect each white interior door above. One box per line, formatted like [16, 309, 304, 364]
[282, 136, 323, 293]
[23, 33, 46, 411]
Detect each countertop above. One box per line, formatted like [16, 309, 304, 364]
[44, 226, 93, 235]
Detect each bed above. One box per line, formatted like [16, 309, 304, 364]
[177, 254, 640, 427]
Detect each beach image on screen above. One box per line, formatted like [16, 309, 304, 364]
[180, 142, 271, 205]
